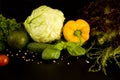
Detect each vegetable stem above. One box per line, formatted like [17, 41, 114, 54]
[74, 30, 82, 45]
[74, 30, 81, 37]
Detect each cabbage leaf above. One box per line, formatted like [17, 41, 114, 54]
[24, 5, 65, 43]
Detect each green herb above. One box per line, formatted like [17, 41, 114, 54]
[97, 29, 117, 45]
[66, 42, 86, 56]
[0, 14, 21, 41]
[87, 45, 120, 75]
[42, 46, 61, 60]
[41, 41, 86, 60]
[41, 41, 65, 60]
[27, 40, 86, 60]
[0, 14, 22, 50]
[0, 41, 5, 51]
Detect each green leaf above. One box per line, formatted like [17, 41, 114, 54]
[0, 41, 6, 51]
[66, 42, 86, 56]
[54, 41, 65, 50]
[42, 46, 61, 60]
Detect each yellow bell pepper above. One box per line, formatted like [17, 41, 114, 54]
[63, 19, 90, 44]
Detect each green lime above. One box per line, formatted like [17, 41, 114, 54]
[7, 30, 29, 49]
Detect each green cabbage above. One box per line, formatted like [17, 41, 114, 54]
[24, 5, 65, 43]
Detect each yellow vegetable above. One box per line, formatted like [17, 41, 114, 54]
[63, 19, 90, 44]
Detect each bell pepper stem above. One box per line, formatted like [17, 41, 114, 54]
[74, 30, 82, 45]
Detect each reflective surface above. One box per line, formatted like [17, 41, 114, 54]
[0, 56, 120, 80]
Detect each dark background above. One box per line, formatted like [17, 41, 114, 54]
[0, 0, 91, 22]
[0, 0, 120, 80]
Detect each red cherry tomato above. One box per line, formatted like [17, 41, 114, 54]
[0, 54, 9, 67]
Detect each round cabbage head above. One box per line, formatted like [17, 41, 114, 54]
[24, 5, 65, 43]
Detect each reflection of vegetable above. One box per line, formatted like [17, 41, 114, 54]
[63, 19, 90, 45]
[24, 5, 65, 43]
[0, 54, 9, 67]
[7, 30, 29, 49]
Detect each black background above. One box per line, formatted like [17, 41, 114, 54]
[0, 0, 120, 80]
[0, 0, 90, 22]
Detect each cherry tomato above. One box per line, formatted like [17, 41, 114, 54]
[0, 54, 9, 67]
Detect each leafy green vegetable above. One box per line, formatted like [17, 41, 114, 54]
[54, 41, 65, 50]
[27, 40, 85, 60]
[0, 41, 5, 51]
[93, 29, 118, 45]
[86, 27, 120, 75]
[41, 41, 65, 60]
[42, 46, 61, 60]
[0, 14, 22, 50]
[66, 42, 86, 56]
[87, 46, 112, 75]
[0, 28, 4, 41]
[0, 14, 21, 41]
[87, 45, 120, 75]
[24, 5, 65, 43]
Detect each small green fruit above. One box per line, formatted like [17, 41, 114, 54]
[7, 30, 29, 49]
